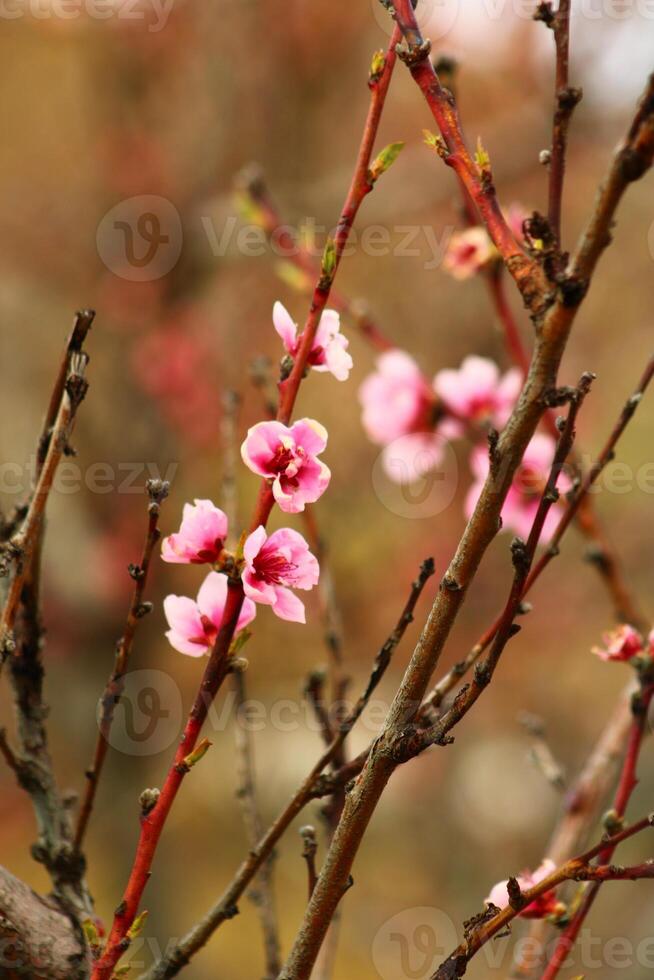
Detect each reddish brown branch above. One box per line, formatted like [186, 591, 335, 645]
[540, 680, 654, 980]
[235, 168, 394, 353]
[432, 814, 654, 979]
[277, 73, 654, 979]
[136, 558, 434, 980]
[92, 31, 402, 980]
[392, 0, 546, 313]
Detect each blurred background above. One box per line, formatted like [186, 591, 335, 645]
[1, 1, 653, 977]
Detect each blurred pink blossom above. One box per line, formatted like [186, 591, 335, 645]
[434, 356, 522, 429]
[242, 526, 319, 623]
[466, 434, 571, 542]
[443, 227, 495, 279]
[486, 859, 561, 919]
[592, 624, 644, 663]
[241, 418, 330, 513]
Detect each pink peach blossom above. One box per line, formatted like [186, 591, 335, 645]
[434, 356, 522, 429]
[591, 624, 644, 662]
[443, 227, 495, 279]
[359, 351, 435, 446]
[161, 499, 228, 565]
[242, 526, 319, 623]
[164, 572, 256, 657]
[359, 351, 463, 484]
[466, 434, 571, 543]
[241, 418, 330, 513]
[486, 859, 561, 919]
[273, 301, 353, 381]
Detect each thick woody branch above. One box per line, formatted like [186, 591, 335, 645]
[278, 74, 654, 979]
[0, 865, 91, 980]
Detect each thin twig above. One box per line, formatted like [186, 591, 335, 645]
[233, 668, 282, 978]
[1, 314, 94, 958]
[300, 826, 318, 900]
[422, 352, 654, 716]
[1, 340, 91, 659]
[512, 681, 636, 978]
[278, 74, 654, 976]
[540, 0, 582, 245]
[402, 374, 594, 761]
[92, 30, 402, 979]
[432, 813, 654, 979]
[73, 479, 169, 854]
[540, 678, 654, 980]
[136, 558, 434, 980]
[235, 168, 394, 353]
[220, 389, 241, 548]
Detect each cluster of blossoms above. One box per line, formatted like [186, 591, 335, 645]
[358, 349, 569, 543]
[162, 500, 321, 655]
[161, 302, 349, 656]
[486, 859, 564, 920]
[443, 204, 528, 280]
[591, 623, 654, 663]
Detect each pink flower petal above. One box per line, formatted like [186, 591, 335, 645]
[271, 585, 306, 623]
[273, 301, 298, 353]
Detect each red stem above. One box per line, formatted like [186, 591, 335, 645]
[540, 683, 654, 980]
[91, 29, 401, 980]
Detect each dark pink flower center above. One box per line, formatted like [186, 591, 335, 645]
[189, 614, 217, 647]
[271, 443, 301, 473]
[456, 242, 480, 263]
[308, 344, 326, 367]
[191, 538, 224, 563]
[253, 548, 295, 585]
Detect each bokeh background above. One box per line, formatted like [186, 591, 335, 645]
[1, 1, 654, 977]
